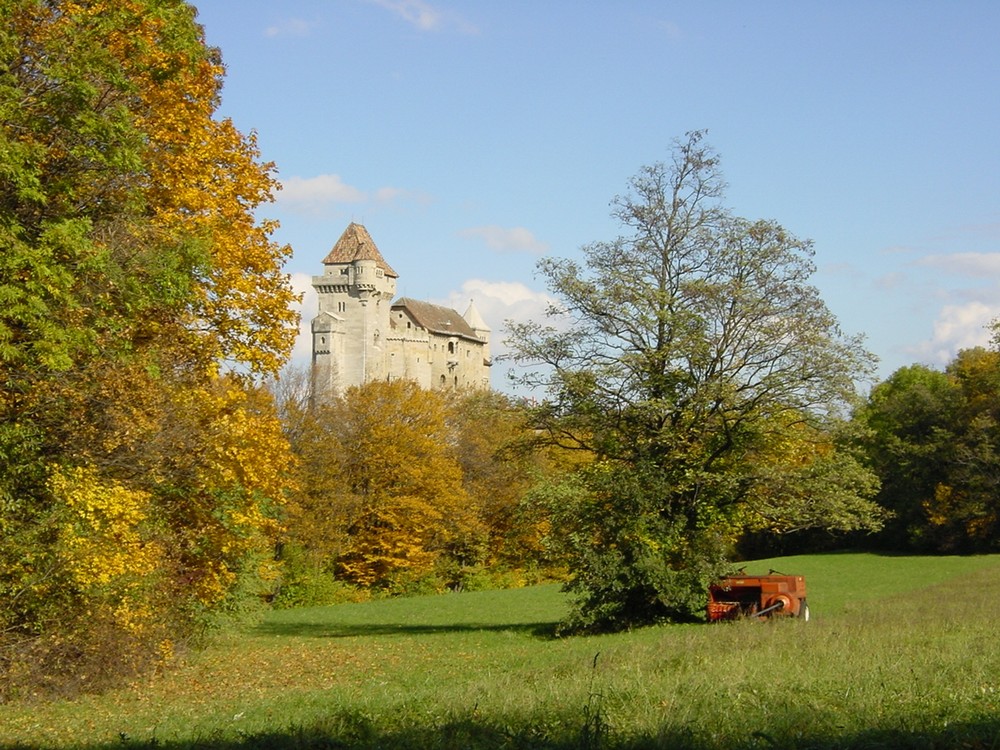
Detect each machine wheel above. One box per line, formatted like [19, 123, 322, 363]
[798, 599, 810, 621]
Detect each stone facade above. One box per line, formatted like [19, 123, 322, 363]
[311, 223, 491, 399]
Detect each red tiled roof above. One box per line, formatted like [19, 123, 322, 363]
[392, 298, 482, 341]
[322, 223, 398, 278]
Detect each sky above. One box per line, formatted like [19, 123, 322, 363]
[192, 0, 1000, 394]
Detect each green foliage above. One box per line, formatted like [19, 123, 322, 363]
[270, 543, 368, 609]
[446, 389, 554, 567]
[506, 132, 882, 631]
[528, 461, 732, 632]
[858, 348, 1000, 552]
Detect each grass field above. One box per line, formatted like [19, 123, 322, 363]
[2, 552, 999, 749]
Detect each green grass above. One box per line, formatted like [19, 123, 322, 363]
[3, 552, 1000, 749]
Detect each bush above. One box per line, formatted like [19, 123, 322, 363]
[272, 545, 368, 609]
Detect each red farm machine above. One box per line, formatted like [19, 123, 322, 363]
[707, 572, 809, 622]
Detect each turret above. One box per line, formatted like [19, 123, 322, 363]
[310, 224, 397, 399]
[462, 300, 491, 363]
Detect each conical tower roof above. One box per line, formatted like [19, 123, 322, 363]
[322, 223, 398, 278]
[462, 299, 490, 333]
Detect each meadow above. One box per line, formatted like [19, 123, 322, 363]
[2, 552, 999, 750]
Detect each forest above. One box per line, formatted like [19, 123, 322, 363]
[2, 0, 999, 700]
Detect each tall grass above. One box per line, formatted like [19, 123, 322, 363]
[2, 553, 999, 749]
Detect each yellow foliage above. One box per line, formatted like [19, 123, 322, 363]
[320, 381, 485, 588]
[29, 0, 299, 374]
[338, 496, 443, 588]
[49, 465, 164, 633]
[163, 377, 292, 604]
[51, 465, 161, 589]
[125, 3, 299, 375]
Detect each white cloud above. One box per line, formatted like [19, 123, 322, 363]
[279, 174, 366, 206]
[264, 18, 315, 38]
[436, 279, 561, 392]
[915, 252, 1000, 277]
[367, 0, 478, 34]
[458, 225, 549, 255]
[908, 300, 1000, 367]
[438, 279, 557, 337]
[287, 272, 318, 366]
[276, 174, 425, 216]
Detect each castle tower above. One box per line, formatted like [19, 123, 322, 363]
[462, 300, 492, 388]
[311, 223, 398, 399]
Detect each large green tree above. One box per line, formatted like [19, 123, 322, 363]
[856, 364, 959, 548]
[859, 349, 1000, 552]
[506, 132, 883, 631]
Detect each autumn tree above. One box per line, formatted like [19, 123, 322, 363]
[0, 0, 297, 694]
[272, 373, 567, 602]
[282, 380, 485, 594]
[446, 389, 557, 575]
[506, 132, 883, 631]
[267, 366, 356, 606]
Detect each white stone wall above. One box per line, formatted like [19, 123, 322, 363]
[311, 259, 396, 397]
[311, 238, 489, 399]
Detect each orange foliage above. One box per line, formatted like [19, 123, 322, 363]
[324, 381, 485, 589]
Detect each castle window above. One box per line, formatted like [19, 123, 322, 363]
[448, 342, 455, 354]
[338, 301, 346, 313]
[440, 375, 446, 386]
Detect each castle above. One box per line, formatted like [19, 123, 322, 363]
[311, 223, 491, 399]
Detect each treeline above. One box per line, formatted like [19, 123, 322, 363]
[270, 375, 569, 605]
[855, 347, 1000, 554]
[743, 346, 1000, 559]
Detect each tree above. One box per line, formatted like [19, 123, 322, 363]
[0, 0, 297, 694]
[288, 380, 486, 593]
[936, 348, 1000, 550]
[856, 364, 960, 549]
[861, 350, 1000, 553]
[446, 389, 556, 573]
[506, 132, 882, 631]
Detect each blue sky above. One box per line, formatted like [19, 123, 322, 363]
[193, 1, 1000, 393]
